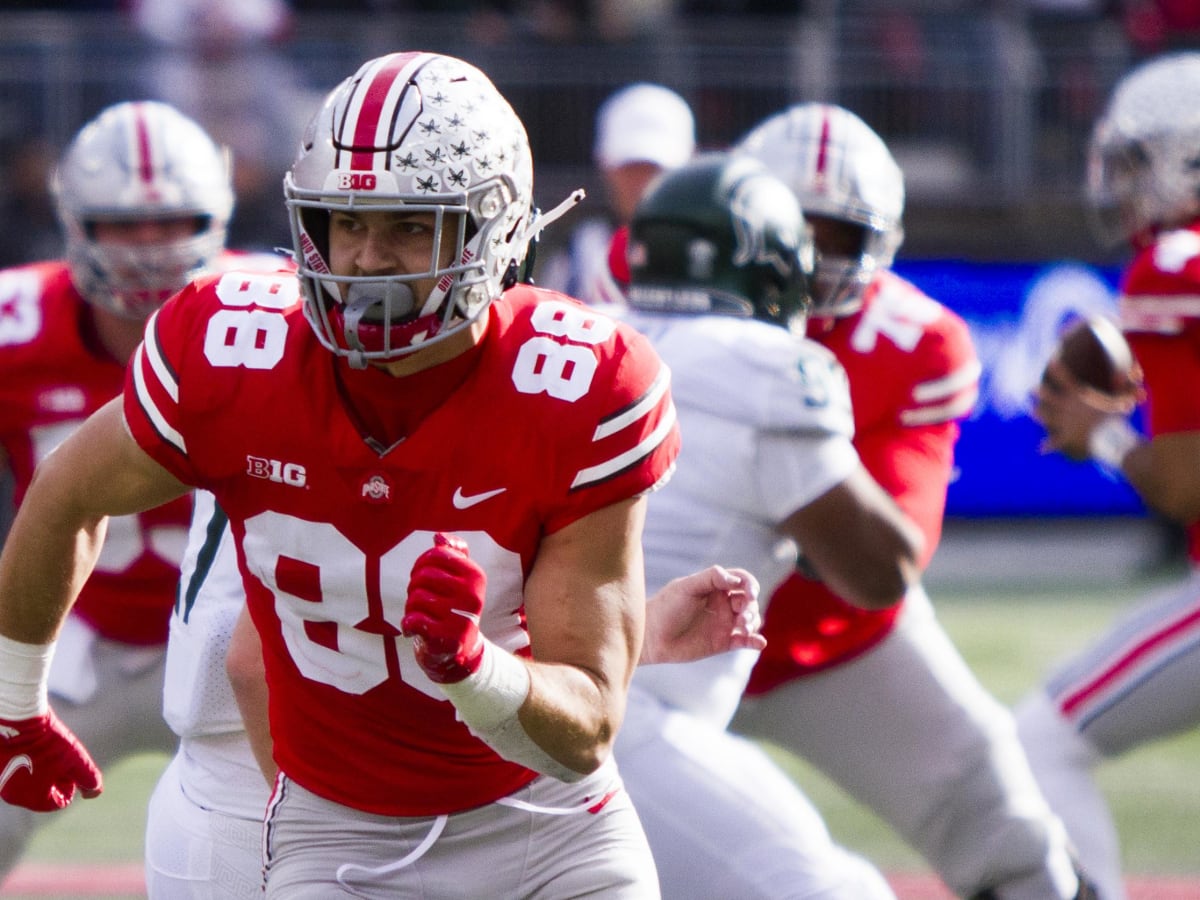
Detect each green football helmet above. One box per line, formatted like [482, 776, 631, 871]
[624, 152, 815, 332]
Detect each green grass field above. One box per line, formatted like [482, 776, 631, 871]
[9, 572, 1200, 897]
[769, 574, 1200, 877]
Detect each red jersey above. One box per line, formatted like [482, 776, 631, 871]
[1117, 221, 1200, 564]
[124, 271, 679, 815]
[0, 261, 191, 645]
[746, 270, 980, 691]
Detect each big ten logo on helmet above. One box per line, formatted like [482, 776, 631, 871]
[338, 173, 378, 191]
[246, 455, 307, 488]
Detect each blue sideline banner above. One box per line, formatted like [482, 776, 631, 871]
[894, 259, 1144, 518]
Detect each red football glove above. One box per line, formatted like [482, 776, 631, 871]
[0, 709, 102, 811]
[401, 533, 487, 684]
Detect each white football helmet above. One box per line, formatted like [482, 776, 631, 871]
[51, 101, 233, 319]
[285, 52, 538, 366]
[1087, 52, 1200, 246]
[735, 103, 904, 316]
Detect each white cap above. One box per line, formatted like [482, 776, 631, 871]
[593, 83, 695, 171]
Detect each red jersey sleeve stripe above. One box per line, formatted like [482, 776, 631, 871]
[571, 398, 678, 491]
[131, 312, 186, 455]
[593, 365, 671, 441]
[899, 389, 977, 427]
[143, 310, 180, 403]
[912, 358, 980, 405]
[900, 358, 981, 426]
[132, 343, 187, 455]
[1119, 294, 1200, 333]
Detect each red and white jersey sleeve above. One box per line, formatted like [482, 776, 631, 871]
[747, 272, 980, 691]
[0, 260, 190, 645]
[810, 271, 979, 555]
[125, 274, 679, 815]
[1117, 221, 1200, 563]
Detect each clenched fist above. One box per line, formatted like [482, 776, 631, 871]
[401, 533, 487, 684]
[0, 709, 102, 811]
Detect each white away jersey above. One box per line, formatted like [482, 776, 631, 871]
[163, 490, 246, 739]
[621, 311, 859, 727]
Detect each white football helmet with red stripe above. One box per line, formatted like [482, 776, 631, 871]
[285, 52, 537, 365]
[1087, 52, 1200, 246]
[51, 101, 233, 319]
[735, 103, 904, 316]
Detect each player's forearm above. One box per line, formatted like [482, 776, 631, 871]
[821, 535, 920, 609]
[0, 401, 190, 644]
[0, 471, 106, 644]
[519, 657, 625, 775]
[487, 499, 641, 777]
[796, 471, 924, 610]
[440, 642, 625, 781]
[1117, 433, 1200, 524]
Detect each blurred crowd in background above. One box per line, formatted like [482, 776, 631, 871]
[0, 0, 1197, 270]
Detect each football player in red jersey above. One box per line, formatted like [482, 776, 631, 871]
[1022, 52, 1200, 900]
[0, 52, 682, 898]
[0, 100, 246, 878]
[730, 104, 1096, 900]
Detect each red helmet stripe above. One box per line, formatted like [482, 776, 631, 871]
[347, 52, 424, 170]
[814, 105, 832, 180]
[131, 102, 156, 185]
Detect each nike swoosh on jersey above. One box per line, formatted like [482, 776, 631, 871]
[0, 754, 33, 792]
[452, 487, 507, 510]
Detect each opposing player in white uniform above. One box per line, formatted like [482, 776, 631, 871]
[613, 152, 924, 899]
[0, 51, 740, 900]
[142, 496, 266, 897]
[729, 104, 1093, 900]
[1021, 52, 1200, 900]
[0, 100, 255, 877]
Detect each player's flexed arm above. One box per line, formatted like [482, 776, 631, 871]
[0, 399, 189, 809]
[400, 514, 764, 782]
[400, 499, 649, 781]
[234, 544, 763, 785]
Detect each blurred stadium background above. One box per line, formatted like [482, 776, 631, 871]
[1, 2, 1198, 896]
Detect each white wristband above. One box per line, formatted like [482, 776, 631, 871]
[0, 633, 54, 720]
[440, 640, 584, 782]
[439, 638, 530, 732]
[1088, 415, 1139, 471]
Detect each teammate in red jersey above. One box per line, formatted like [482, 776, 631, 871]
[0, 52, 680, 898]
[730, 104, 1096, 900]
[1023, 52, 1200, 900]
[0, 100, 246, 877]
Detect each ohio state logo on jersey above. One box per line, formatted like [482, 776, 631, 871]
[360, 473, 392, 504]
